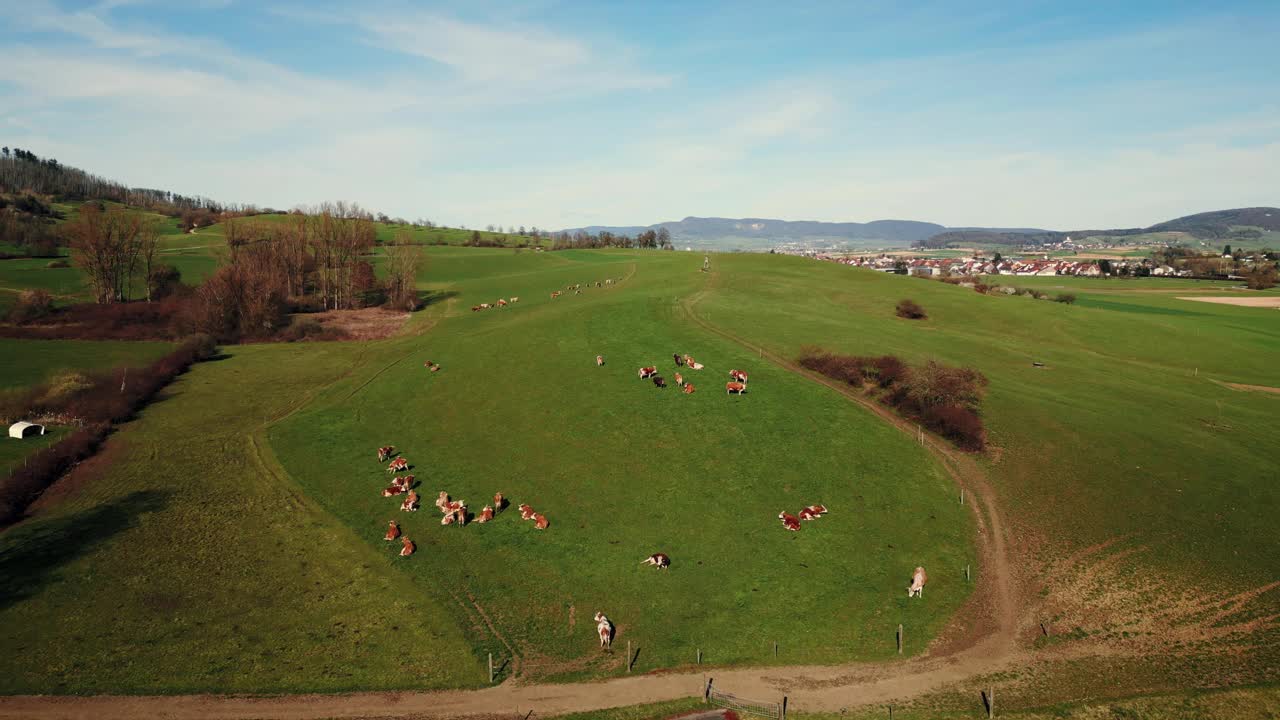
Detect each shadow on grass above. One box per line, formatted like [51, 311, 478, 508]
[0, 489, 170, 611]
[417, 290, 459, 309]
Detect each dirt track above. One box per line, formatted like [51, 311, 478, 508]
[1177, 295, 1280, 307]
[0, 277, 1030, 720]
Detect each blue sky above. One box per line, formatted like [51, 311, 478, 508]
[1, 1, 1277, 230]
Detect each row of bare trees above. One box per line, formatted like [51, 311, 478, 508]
[64, 203, 166, 303]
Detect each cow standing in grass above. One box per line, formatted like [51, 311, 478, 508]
[674, 372, 684, 387]
[377, 446, 395, 462]
[673, 353, 684, 366]
[388, 457, 409, 473]
[639, 366, 657, 379]
[596, 355, 605, 366]
[493, 492, 506, 510]
[729, 369, 749, 384]
[726, 382, 746, 395]
[778, 512, 801, 531]
[652, 375, 666, 388]
[798, 504, 828, 521]
[908, 567, 928, 598]
[595, 612, 614, 648]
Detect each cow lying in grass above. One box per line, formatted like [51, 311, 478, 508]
[533, 513, 549, 530]
[908, 567, 928, 598]
[400, 490, 419, 512]
[641, 553, 670, 569]
[518, 503, 536, 520]
[595, 612, 613, 648]
[683, 383, 695, 395]
[551, 291, 562, 299]
[778, 511, 801, 531]
[726, 381, 746, 395]
[798, 504, 827, 521]
[382, 484, 407, 497]
[400, 537, 416, 557]
[477, 505, 494, 523]
[385, 521, 400, 541]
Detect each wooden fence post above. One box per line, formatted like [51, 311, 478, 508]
[966, 564, 971, 582]
[774, 641, 778, 658]
[627, 641, 632, 672]
[488, 652, 494, 684]
[782, 696, 788, 720]
[897, 624, 903, 654]
[697, 648, 702, 665]
[704, 677, 714, 703]
[960, 488, 965, 504]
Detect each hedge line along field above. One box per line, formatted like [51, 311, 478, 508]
[0, 338, 174, 390]
[694, 255, 1280, 604]
[268, 247, 973, 680]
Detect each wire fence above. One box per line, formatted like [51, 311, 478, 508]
[706, 682, 784, 720]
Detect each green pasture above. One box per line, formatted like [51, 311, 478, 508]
[0, 338, 174, 391]
[0, 427, 68, 477]
[698, 256, 1280, 590]
[271, 248, 972, 679]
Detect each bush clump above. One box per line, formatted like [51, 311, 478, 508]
[896, 299, 927, 319]
[1053, 293, 1077, 304]
[6, 289, 54, 323]
[797, 348, 988, 451]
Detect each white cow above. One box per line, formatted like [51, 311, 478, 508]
[594, 612, 613, 648]
[908, 566, 928, 598]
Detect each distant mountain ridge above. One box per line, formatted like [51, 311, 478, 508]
[920, 207, 1280, 248]
[559, 216, 1047, 250]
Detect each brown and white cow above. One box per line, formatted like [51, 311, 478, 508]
[551, 291, 562, 299]
[778, 511, 801, 531]
[726, 381, 747, 395]
[798, 504, 828, 521]
[472, 305, 481, 312]
[377, 446, 395, 462]
[477, 505, 495, 523]
[479, 303, 491, 309]
[384, 520, 400, 541]
[382, 485, 407, 497]
[640, 553, 671, 569]
[400, 491, 420, 512]
[908, 567, 928, 598]
[435, 491, 450, 511]
[683, 354, 695, 367]
[388, 457, 409, 473]
[683, 383, 695, 395]
[689, 361, 705, 370]
[596, 355, 605, 366]
[400, 537, 416, 556]
[493, 492, 506, 510]
[533, 513, 549, 530]
[391, 474, 414, 490]
[518, 503, 536, 521]
[807, 504, 828, 515]
[497, 299, 508, 307]
[729, 369, 749, 384]
[594, 612, 613, 648]
[638, 366, 658, 379]
[674, 372, 684, 387]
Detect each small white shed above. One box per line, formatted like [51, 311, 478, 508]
[8, 421, 46, 439]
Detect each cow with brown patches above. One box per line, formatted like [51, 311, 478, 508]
[518, 503, 536, 520]
[387, 457, 409, 473]
[384, 521, 400, 541]
[674, 372, 684, 387]
[493, 492, 506, 510]
[908, 567, 928, 598]
[594, 612, 613, 648]
[729, 369, 749, 384]
[533, 513, 549, 530]
[382, 484, 407, 498]
[596, 355, 605, 366]
[377, 446, 395, 462]
[400, 537, 416, 556]
[726, 381, 747, 395]
[400, 491, 420, 512]
[683, 383, 695, 394]
[638, 366, 657, 379]
[641, 553, 670, 569]
[477, 505, 495, 523]
[778, 511, 801, 531]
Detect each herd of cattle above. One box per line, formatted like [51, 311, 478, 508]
[631, 353, 750, 396]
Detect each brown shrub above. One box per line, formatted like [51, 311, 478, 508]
[6, 289, 54, 323]
[896, 299, 927, 319]
[922, 404, 986, 451]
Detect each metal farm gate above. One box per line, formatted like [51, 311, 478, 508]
[704, 679, 784, 720]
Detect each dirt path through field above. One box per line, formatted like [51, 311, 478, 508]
[0, 272, 1031, 720]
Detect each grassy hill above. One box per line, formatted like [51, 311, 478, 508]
[0, 246, 1276, 702]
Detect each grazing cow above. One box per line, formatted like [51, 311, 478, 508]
[388, 457, 409, 473]
[641, 553, 671, 569]
[400, 537, 416, 556]
[726, 381, 747, 395]
[377, 446, 395, 462]
[384, 521, 400, 541]
[518, 503, 536, 520]
[382, 485, 407, 497]
[477, 505, 495, 523]
[454, 505, 469, 526]
[596, 355, 605, 366]
[908, 567, 928, 598]
[472, 305, 481, 312]
[435, 491, 450, 510]
[674, 372, 684, 387]
[778, 511, 802, 531]
[605, 279, 614, 285]
[510, 297, 519, 303]
[497, 299, 508, 307]
[441, 512, 455, 526]
[533, 513, 549, 530]
[480, 303, 491, 309]
[683, 383, 695, 395]
[689, 362, 705, 370]
[400, 491, 420, 512]
[493, 492, 506, 510]
[807, 504, 828, 515]
[429, 363, 440, 372]
[798, 507, 819, 521]
[652, 375, 666, 388]
[639, 366, 658, 379]
[551, 291, 561, 299]
[729, 369, 749, 384]
[673, 353, 684, 366]
[594, 612, 613, 648]
[683, 354, 695, 367]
